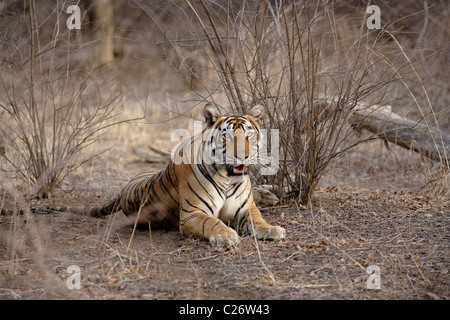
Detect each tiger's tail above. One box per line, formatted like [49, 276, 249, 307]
[88, 196, 121, 217]
[39, 196, 121, 217]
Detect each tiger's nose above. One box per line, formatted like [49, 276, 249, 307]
[235, 154, 248, 162]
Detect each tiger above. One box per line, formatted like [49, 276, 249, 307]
[68, 103, 286, 248]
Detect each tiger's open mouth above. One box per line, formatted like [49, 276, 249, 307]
[226, 164, 248, 176]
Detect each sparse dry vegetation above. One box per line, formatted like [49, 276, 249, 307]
[0, 0, 448, 300]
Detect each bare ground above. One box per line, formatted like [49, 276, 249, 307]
[0, 142, 449, 300]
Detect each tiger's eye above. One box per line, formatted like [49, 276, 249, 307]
[223, 132, 233, 140]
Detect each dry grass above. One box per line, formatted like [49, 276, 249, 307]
[1, 146, 448, 299]
[0, 0, 449, 300]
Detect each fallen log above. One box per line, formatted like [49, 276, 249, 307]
[348, 103, 449, 162]
[314, 98, 449, 162]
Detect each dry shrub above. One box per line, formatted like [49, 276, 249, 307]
[167, 0, 403, 205]
[0, 1, 127, 198]
[1, 0, 448, 203]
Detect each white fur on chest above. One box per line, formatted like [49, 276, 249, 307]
[218, 180, 251, 224]
[190, 165, 251, 224]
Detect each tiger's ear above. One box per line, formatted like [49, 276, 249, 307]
[246, 104, 265, 124]
[204, 103, 222, 127]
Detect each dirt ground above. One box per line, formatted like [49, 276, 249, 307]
[1, 0, 449, 303]
[0, 141, 448, 300]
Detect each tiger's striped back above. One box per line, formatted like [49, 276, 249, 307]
[90, 162, 180, 229]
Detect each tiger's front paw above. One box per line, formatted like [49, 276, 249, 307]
[253, 225, 286, 241]
[209, 227, 240, 248]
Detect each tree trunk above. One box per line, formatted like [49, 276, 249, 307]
[89, 0, 115, 69]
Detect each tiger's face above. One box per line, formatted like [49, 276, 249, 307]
[203, 104, 264, 178]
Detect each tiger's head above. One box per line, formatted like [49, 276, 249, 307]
[202, 103, 264, 178]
